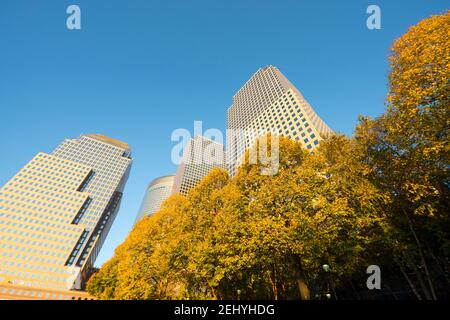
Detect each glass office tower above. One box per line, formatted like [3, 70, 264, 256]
[226, 65, 333, 175]
[173, 136, 227, 196]
[0, 134, 132, 295]
[134, 175, 175, 224]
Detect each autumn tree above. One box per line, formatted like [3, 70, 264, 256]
[87, 194, 190, 299]
[354, 10, 450, 300]
[207, 135, 386, 299]
[87, 11, 449, 300]
[166, 168, 230, 299]
[87, 134, 386, 300]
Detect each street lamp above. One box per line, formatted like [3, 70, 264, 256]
[322, 264, 337, 300]
[237, 289, 241, 300]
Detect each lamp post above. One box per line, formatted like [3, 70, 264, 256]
[322, 264, 338, 300]
[237, 289, 241, 300]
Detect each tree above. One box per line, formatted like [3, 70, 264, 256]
[354, 10, 450, 299]
[86, 257, 118, 299]
[87, 194, 190, 299]
[191, 135, 385, 300]
[87, 11, 449, 300]
[87, 135, 385, 300]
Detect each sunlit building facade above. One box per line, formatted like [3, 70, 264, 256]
[0, 134, 132, 295]
[226, 65, 333, 175]
[134, 175, 175, 224]
[173, 136, 226, 196]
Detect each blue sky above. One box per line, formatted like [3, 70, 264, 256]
[0, 0, 447, 267]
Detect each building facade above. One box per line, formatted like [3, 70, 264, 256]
[134, 175, 175, 224]
[172, 136, 226, 196]
[0, 134, 132, 295]
[0, 282, 95, 300]
[226, 65, 333, 175]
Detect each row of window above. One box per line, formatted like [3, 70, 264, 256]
[0, 286, 89, 300]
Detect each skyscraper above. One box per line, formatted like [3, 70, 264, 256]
[173, 136, 226, 196]
[134, 175, 175, 224]
[0, 134, 132, 296]
[226, 65, 333, 175]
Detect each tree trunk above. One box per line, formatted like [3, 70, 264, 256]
[398, 261, 422, 300]
[384, 283, 399, 300]
[348, 280, 361, 300]
[429, 249, 450, 286]
[411, 262, 432, 300]
[402, 207, 437, 300]
[294, 255, 310, 300]
[269, 268, 278, 300]
[280, 282, 287, 300]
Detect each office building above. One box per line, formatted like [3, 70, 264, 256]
[173, 136, 226, 196]
[134, 175, 175, 224]
[226, 65, 333, 175]
[0, 134, 132, 296]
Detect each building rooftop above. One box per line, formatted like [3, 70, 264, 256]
[83, 134, 130, 151]
[147, 175, 175, 189]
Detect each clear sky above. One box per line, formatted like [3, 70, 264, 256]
[0, 0, 448, 267]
